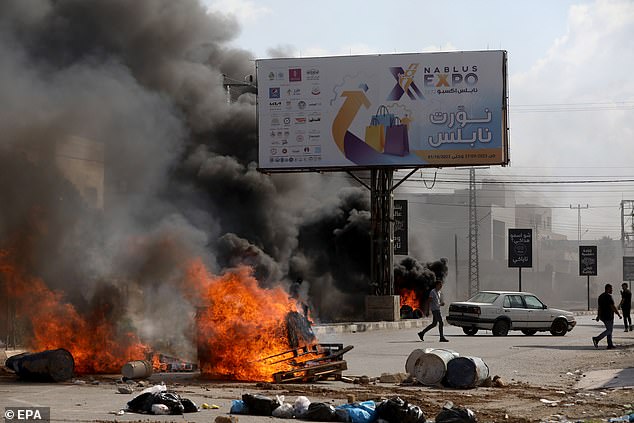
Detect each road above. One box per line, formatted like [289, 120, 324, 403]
[0, 315, 632, 423]
[318, 314, 634, 388]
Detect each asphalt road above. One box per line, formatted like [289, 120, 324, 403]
[1, 315, 632, 423]
[318, 314, 634, 387]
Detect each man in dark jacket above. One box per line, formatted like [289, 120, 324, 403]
[592, 284, 622, 349]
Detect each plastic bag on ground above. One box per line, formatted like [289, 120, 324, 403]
[241, 393, 282, 416]
[335, 401, 376, 423]
[151, 404, 169, 415]
[435, 405, 478, 423]
[376, 397, 425, 423]
[272, 403, 295, 418]
[230, 399, 248, 415]
[126, 391, 197, 415]
[140, 383, 166, 395]
[294, 396, 311, 417]
[302, 402, 336, 421]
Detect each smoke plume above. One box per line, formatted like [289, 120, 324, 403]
[0, 0, 379, 356]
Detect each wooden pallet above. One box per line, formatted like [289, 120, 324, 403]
[264, 343, 353, 383]
[272, 360, 348, 383]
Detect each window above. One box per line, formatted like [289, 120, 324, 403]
[523, 295, 545, 309]
[504, 295, 524, 308]
[468, 292, 499, 303]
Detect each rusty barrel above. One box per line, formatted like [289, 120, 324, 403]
[5, 348, 74, 382]
[121, 360, 153, 379]
[445, 356, 489, 388]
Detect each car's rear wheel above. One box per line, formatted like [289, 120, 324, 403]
[521, 329, 537, 336]
[492, 320, 510, 336]
[462, 327, 478, 336]
[550, 318, 568, 336]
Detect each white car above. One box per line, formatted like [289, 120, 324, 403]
[447, 291, 576, 336]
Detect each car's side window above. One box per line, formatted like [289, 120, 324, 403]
[509, 295, 524, 308]
[524, 295, 544, 309]
[504, 295, 524, 308]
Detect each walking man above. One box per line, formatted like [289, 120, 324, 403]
[593, 283, 622, 349]
[619, 283, 632, 332]
[418, 280, 449, 342]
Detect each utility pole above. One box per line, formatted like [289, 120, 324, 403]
[570, 204, 589, 242]
[468, 168, 480, 297]
[621, 200, 634, 255]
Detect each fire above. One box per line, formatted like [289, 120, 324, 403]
[400, 288, 420, 309]
[0, 247, 149, 374]
[1, 241, 318, 380]
[184, 258, 310, 381]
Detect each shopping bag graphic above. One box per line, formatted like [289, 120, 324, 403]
[371, 105, 395, 132]
[384, 117, 410, 156]
[364, 117, 385, 152]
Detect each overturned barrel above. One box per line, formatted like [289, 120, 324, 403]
[5, 348, 74, 382]
[121, 360, 153, 380]
[445, 356, 489, 388]
[413, 349, 458, 386]
[405, 349, 426, 375]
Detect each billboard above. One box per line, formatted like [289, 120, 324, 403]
[508, 229, 532, 268]
[393, 200, 408, 255]
[257, 50, 509, 171]
[579, 246, 597, 276]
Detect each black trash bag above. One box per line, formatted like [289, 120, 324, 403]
[241, 393, 281, 416]
[376, 396, 425, 423]
[435, 406, 477, 423]
[126, 391, 197, 415]
[302, 402, 336, 421]
[180, 398, 199, 413]
[334, 407, 350, 422]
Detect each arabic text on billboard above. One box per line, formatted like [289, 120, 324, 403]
[257, 51, 508, 171]
[579, 246, 597, 276]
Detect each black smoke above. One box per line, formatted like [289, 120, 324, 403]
[394, 257, 448, 311]
[0, 0, 451, 359]
[0, 0, 377, 355]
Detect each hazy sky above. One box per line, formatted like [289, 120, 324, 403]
[205, 0, 634, 241]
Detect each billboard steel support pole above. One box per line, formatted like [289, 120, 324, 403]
[370, 169, 394, 296]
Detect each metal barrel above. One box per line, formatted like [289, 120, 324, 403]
[445, 356, 490, 388]
[5, 348, 74, 382]
[121, 360, 153, 379]
[413, 348, 458, 386]
[405, 349, 426, 375]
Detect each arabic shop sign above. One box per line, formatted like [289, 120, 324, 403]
[579, 246, 597, 276]
[393, 200, 408, 255]
[508, 229, 532, 268]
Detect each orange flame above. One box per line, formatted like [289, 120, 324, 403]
[400, 289, 420, 309]
[0, 247, 149, 374]
[1, 243, 318, 379]
[184, 258, 310, 381]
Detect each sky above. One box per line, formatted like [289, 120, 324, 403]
[204, 0, 634, 241]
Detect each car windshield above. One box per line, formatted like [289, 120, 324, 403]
[467, 292, 499, 303]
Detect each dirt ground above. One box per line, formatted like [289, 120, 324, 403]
[2, 344, 633, 422]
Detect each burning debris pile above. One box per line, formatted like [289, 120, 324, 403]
[395, 257, 448, 318]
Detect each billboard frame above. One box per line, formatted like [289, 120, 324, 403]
[256, 50, 510, 173]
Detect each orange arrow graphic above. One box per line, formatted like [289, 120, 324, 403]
[331, 90, 371, 153]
